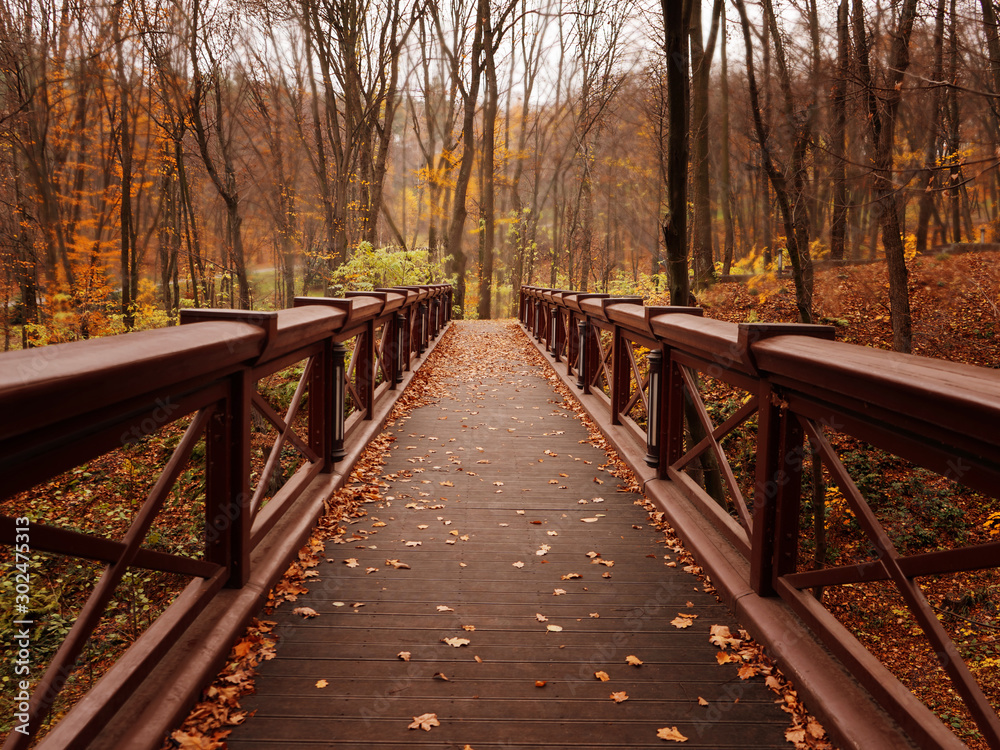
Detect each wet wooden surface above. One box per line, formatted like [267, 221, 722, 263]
[228, 322, 791, 749]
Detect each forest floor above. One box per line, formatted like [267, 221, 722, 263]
[693, 249, 1000, 368]
[683, 250, 1000, 747]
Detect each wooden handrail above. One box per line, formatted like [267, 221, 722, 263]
[0, 284, 452, 750]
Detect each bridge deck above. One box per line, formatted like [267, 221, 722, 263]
[228, 321, 792, 749]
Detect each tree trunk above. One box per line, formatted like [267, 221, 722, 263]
[830, 0, 849, 260]
[661, 0, 690, 306]
[720, 17, 735, 275]
[853, 0, 916, 352]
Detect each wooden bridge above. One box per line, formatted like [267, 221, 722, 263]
[0, 286, 998, 749]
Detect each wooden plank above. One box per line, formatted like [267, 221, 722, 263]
[227, 328, 791, 749]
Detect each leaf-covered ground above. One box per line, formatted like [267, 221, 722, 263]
[693, 252, 999, 748]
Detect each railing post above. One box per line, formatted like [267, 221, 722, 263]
[611, 325, 629, 425]
[205, 370, 251, 588]
[664, 350, 685, 466]
[751, 386, 803, 595]
[644, 348, 664, 469]
[549, 305, 559, 357]
[309, 339, 332, 470]
[576, 320, 588, 390]
[533, 299, 542, 340]
[418, 301, 428, 354]
[360, 319, 375, 419]
[331, 343, 347, 461]
[393, 312, 405, 386]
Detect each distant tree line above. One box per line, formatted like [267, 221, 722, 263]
[1, 0, 999, 351]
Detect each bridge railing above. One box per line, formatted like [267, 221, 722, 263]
[0, 284, 451, 749]
[521, 285, 1000, 749]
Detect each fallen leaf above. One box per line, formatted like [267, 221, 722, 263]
[560, 573, 582, 580]
[315, 679, 328, 688]
[785, 728, 807, 743]
[602, 572, 612, 578]
[670, 616, 694, 629]
[292, 607, 319, 619]
[581, 517, 599, 523]
[365, 567, 378, 574]
[405, 541, 421, 547]
[709, 624, 742, 650]
[417, 524, 429, 530]
[807, 718, 826, 738]
[535, 680, 547, 687]
[408, 713, 440, 731]
[344, 558, 359, 568]
[765, 675, 781, 691]
[398, 651, 411, 661]
[716, 652, 734, 665]
[595, 671, 611, 682]
[738, 664, 759, 680]
[697, 697, 709, 706]
[590, 612, 600, 618]
[626, 655, 643, 666]
[440, 481, 454, 487]
[546, 530, 558, 536]
[553, 588, 567, 596]
[437, 605, 455, 612]
[535, 613, 549, 622]
[433, 672, 449, 681]
[462, 624, 476, 631]
[474, 655, 483, 663]
[546, 624, 563, 632]
[442, 637, 470, 647]
[586, 551, 600, 558]
[656, 726, 688, 742]
[611, 691, 628, 703]
[372, 521, 386, 527]
[512, 561, 525, 568]
[593, 477, 603, 484]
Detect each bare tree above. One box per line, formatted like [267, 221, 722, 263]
[853, 0, 918, 352]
